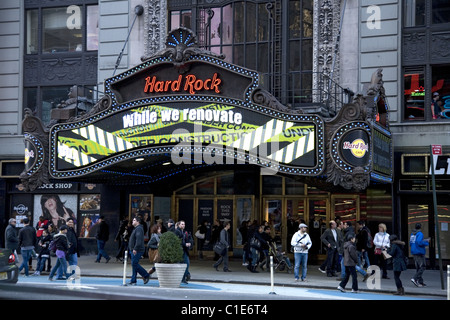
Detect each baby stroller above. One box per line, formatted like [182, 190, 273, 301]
[269, 242, 293, 273]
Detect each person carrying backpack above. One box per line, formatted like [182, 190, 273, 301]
[356, 220, 371, 269]
[48, 225, 72, 281]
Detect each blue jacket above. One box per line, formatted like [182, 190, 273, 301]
[410, 230, 428, 255]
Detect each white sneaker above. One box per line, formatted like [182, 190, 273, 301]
[337, 286, 346, 293]
[351, 289, 359, 293]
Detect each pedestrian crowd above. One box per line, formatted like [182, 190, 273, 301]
[5, 213, 431, 295]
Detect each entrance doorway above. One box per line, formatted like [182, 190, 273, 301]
[404, 197, 450, 266]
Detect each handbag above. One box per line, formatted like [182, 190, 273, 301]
[148, 248, 161, 263]
[195, 230, 205, 240]
[374, 247, 382, 255]
[382, 250, 392, 260]
[213, 242, 226, 255]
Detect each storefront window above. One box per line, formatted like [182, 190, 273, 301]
[404, 70, 425, 120]
[42, 7, 83, 53]
[197, 178, 214, 195]
[432, 0, 450, 24]
[285, 178, 305, 195]
[262, 176, 282, 194]
[217, 174, 234, 194]
[404, 0, 426, 27]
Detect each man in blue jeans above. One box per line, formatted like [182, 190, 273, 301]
[18, 218, 37, 277]
[128, 216, 150, 285]
[290, 223, 312, 282]
[95, 216, 111, 263]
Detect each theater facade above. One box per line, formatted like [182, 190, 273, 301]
[18, 28, 392, 259]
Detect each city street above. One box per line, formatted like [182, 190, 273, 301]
[2, 255, 446, 302]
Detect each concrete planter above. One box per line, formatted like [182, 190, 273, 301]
[155, 263, 187, 288]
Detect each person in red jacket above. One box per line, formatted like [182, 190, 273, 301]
[36, 216, 49, 239]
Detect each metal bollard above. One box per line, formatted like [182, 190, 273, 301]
[122, 250, 128, 286]
[447, 265, 449, 300]
[269, 256, 276, 295]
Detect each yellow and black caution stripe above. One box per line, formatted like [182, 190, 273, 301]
[57, 141, 98, 167]
[72, 125, 134, 153]
[229, 119, 294, 151]
[267, 132, 315, 164]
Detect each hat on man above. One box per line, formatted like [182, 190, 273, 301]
[167, 219, 175, 224]
[433, 92, 440, 97]
[299, 223, 308, 229]
[59, 225, 68, 231]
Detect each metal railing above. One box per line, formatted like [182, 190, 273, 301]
[260, 71, 354, 117]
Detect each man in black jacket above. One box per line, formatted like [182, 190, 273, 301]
[175, 220, 193, 284]
[319, 220, 341, 277]
[5, 218, 19, 262]
[95, 216, 111, 263]
[356, 220, 371, 269]
[128, 216, 150, 285]
[18, 218, 37, 277]
[66, 218, 78, 273]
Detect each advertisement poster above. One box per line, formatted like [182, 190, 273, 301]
[79, 194, 101, 238]
[33, 194, 77, 231]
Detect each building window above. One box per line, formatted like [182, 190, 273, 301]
[26, 4, 99, 55]
[403, 0, 426, 27]
[170, 10, 192, 30]
[431, 65, 450, 119]
[404, 69, 425, 120]
[24, 85, 96, 125]
[432, 0, 450, 24]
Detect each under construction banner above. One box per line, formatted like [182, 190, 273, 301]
[52, 101, 323, 173]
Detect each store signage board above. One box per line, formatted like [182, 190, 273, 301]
[49, 28, 325, 179]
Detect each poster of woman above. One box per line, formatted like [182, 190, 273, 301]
[78, 194, 101, 238]
[34, 194, 77, 231]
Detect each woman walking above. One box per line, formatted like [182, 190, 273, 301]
[373, 223, 390, 279]
[387, 234, 407, 295]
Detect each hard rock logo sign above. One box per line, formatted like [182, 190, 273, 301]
[343, 139, 369, 158]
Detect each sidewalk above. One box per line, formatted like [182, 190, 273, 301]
[76, 255, 448, 298]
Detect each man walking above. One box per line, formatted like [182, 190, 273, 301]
[410, 223, 430, 287]
[213, 221, 231, 272]
[128, 216, 150, 285]
[319, 220, 341, 277]
[175, 220, 193, 284]
[95, 216, 111, 263]
[5, 218, 19, 262]
[66, 218, 78, 274]
[18, 218, 37, 277]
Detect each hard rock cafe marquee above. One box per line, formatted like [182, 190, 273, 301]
[20, 28, 392, 194]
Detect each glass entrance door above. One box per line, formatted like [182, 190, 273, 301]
[331, 195, 360, 226]
[308, 198, 329, 255]
[286, 198, 306, 252]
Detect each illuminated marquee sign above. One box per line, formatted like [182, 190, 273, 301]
[49, 28, 325, 179]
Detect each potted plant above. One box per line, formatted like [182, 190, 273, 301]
[154, 231, 186, 288]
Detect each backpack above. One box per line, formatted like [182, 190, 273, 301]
[365, 228, 373, 248]
[49, 239, 56, 253]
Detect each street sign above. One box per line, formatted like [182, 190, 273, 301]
[432, 145, 442, 155]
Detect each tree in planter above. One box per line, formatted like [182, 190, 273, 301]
[158, 231, 184, 263]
